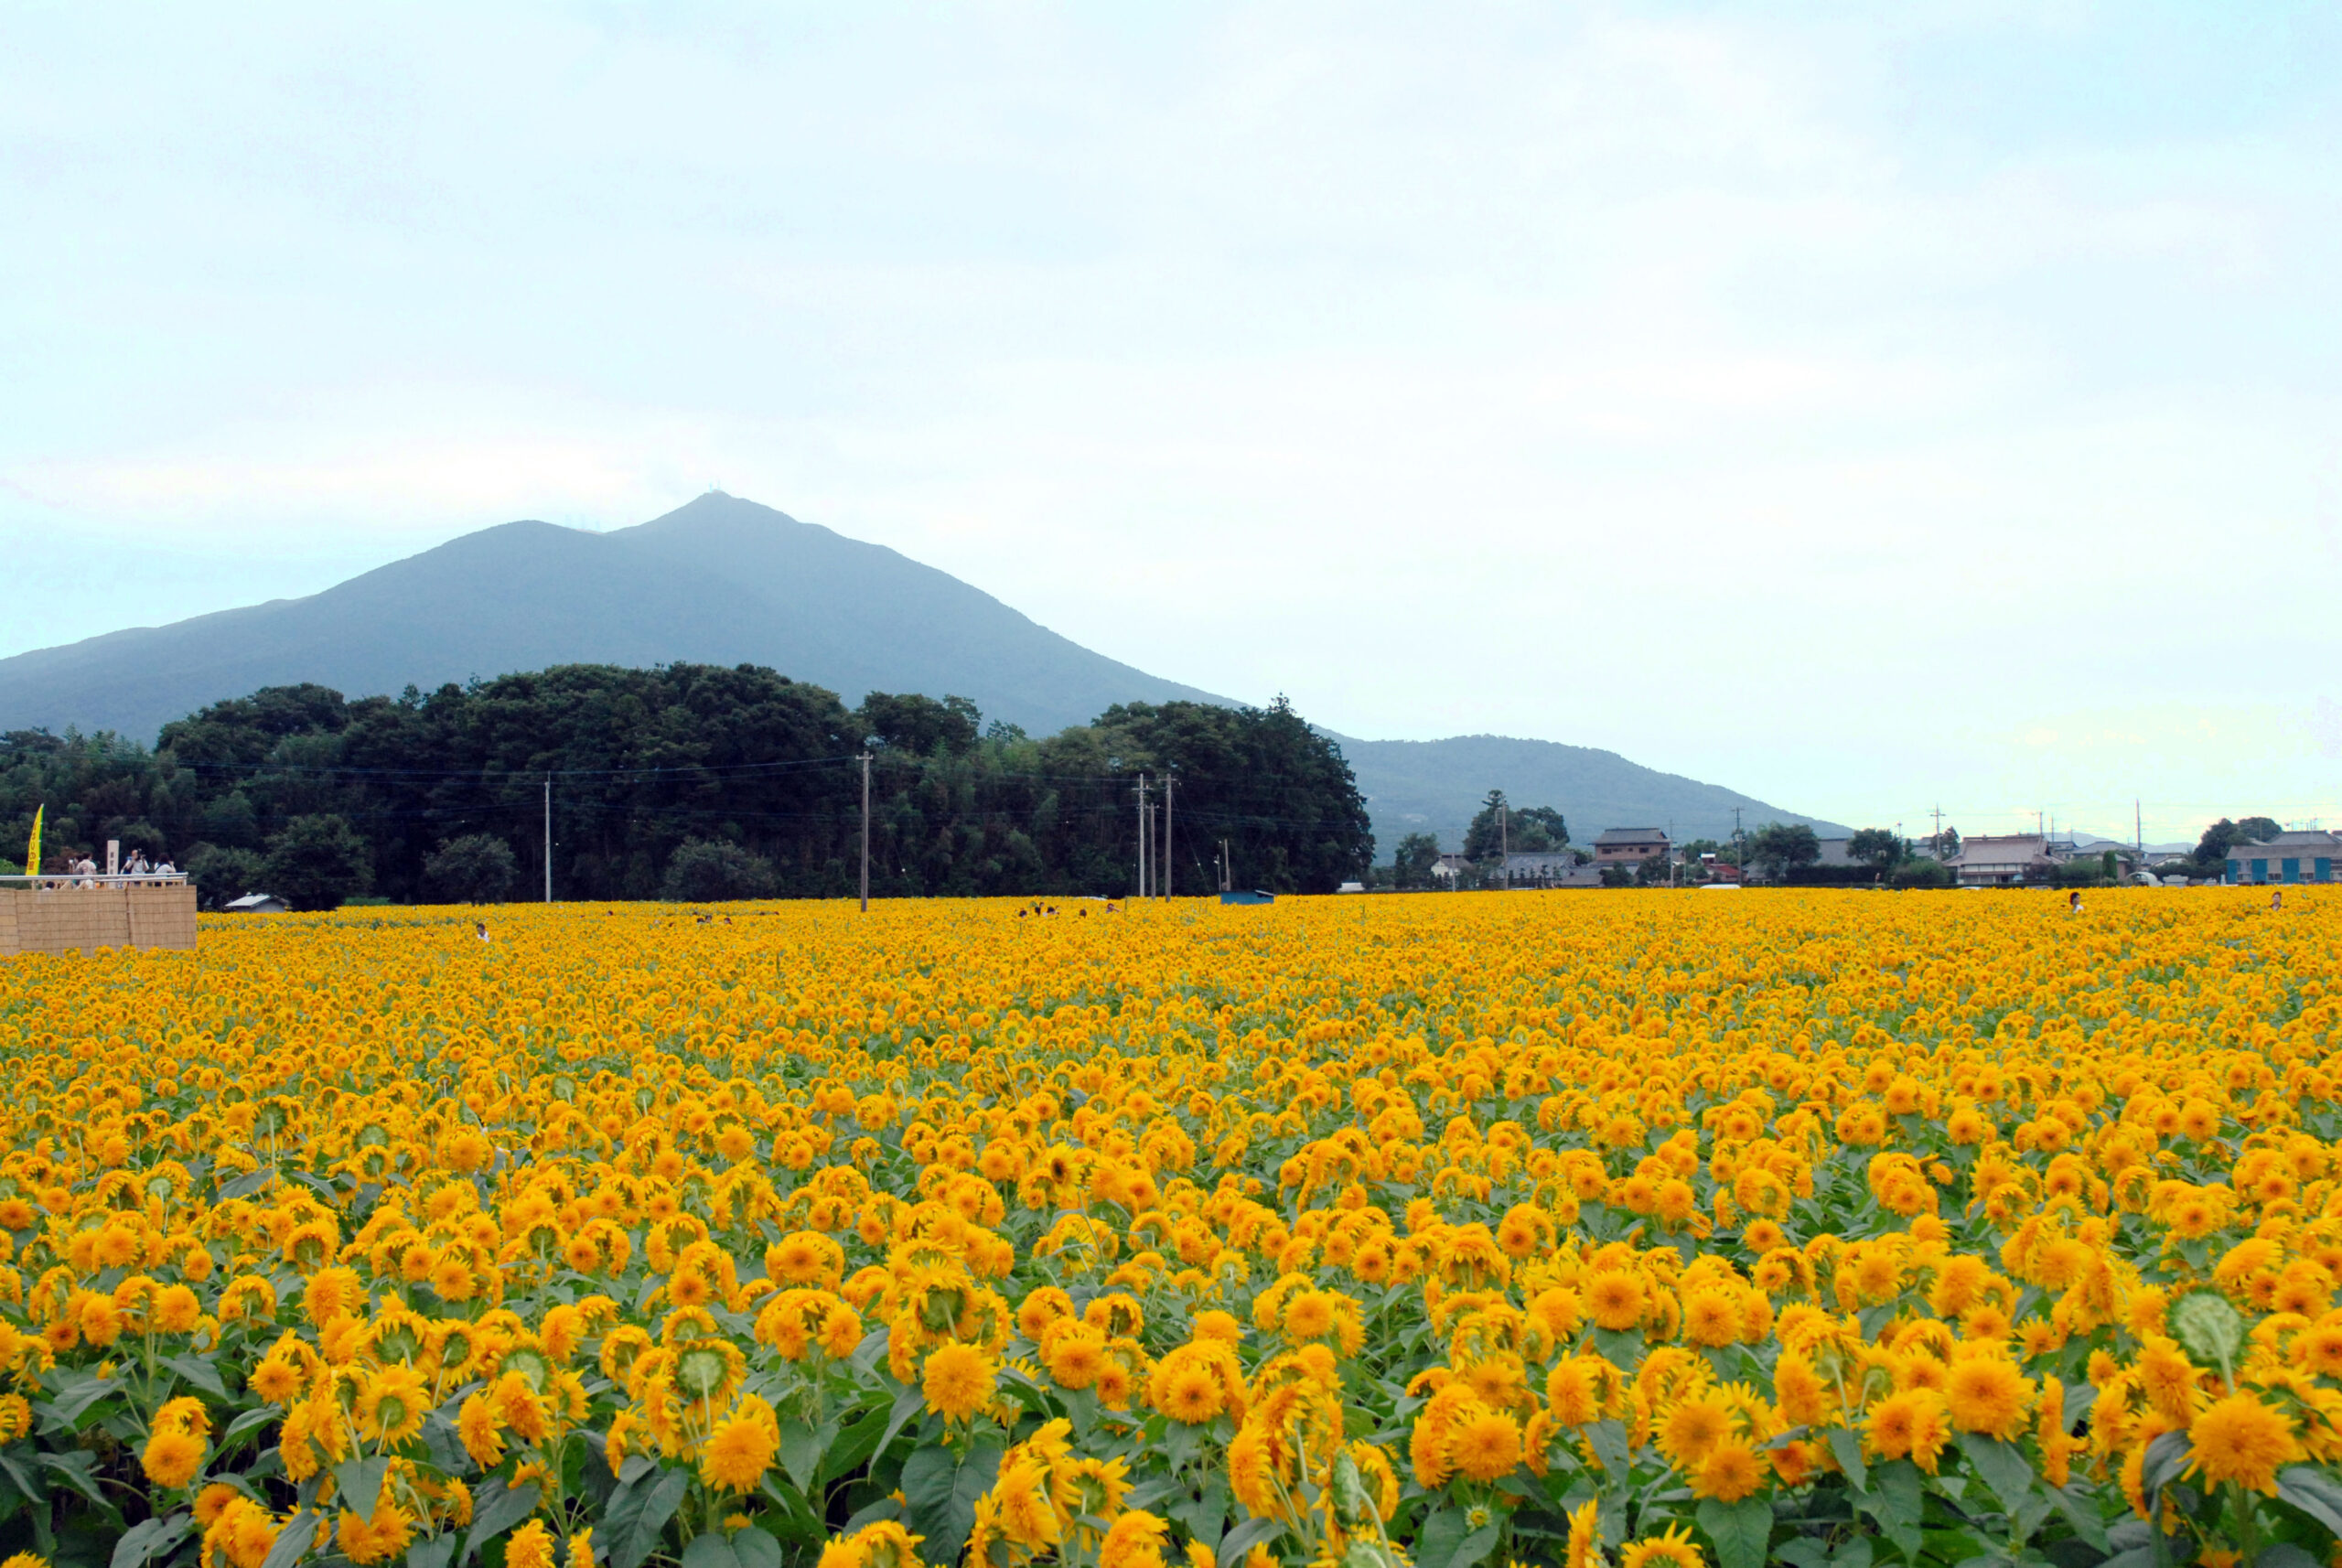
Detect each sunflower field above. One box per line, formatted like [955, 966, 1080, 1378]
[0, 889, 2338, 1568]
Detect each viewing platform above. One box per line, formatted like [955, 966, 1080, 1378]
[0, 874, 199, 956]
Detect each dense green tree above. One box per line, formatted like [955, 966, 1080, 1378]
[184, 843, 266, 908]
[1890, 858, 1955, 889]
[1847, 828, 1905, 872]
[1748, 822, 1821, 878]
[423, 834, 520, 903]
[1066, 697, 1373, 895]
[2187, 816, 2283, 878]
[1461, 791, 1567, 861]
[858, 693, 980, 756]
[262, 814, 372, 910]
[1391, 832, 1441, 890]
[2053, 856, 2111, 889]
[661, 839, 779, 901]
[1, 666, 1373, 901]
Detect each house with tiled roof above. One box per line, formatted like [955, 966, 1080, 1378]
[1946, 834, 2056, 886]
[2225, 831, 2342, 886]
[1592, 828, 1669, 865]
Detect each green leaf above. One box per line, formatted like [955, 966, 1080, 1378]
[1697, 1496, 1773, 1568]
[602, 1465, 691, 1568]
[1956, 1434, 2035, 1517]
[165, 1355, 231, 1400]
[681, 1529, 790, 1568]
[733, 1528, 784, 1568]
[0, 1451, 44, 1508]
[1173, 1475, 1230, 1547]
[2255, 1546, 2321, 1568]
[1860, 1458, 1923, 1563]
[901, 1438, 1003, 1568]
[1589, 1327, 1642, 1369]
[2140, 1430, 2192, 1495]
[840, 1497, 904, 1534]
[2278, 1466, 2342, 1536]
[1217, 1516, 1289, 1568]
[222, 1405, 283, 1443]
[1585, 1418, 1630, 1481]
[758, 1477, 830, 1551]
[822, 1405, 891, 1486]
[877, 1383, 925, 1466]
[259, 1511, 321, 1568]
[1449, 1525, 1501, 1568]
[2061, 1383, 2095, 1430]
[780, 1415, 839, 1493]
[38, 1377, 117, 1429]
[335, 1456, 391, 1521]
[853, 1327, 892, 1375]
[38, 1450, 111, 1511]
[462, 1478, 542, 1560]
[407, 1538, 457, 1568]
[2043, 1487, 2106, 1552]
[111, 1513, 195, 1568]
[218, 1168, 277, 1201]
[1825, 1426, 1867, 1491]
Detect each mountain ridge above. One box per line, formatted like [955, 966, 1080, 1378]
[0, 493, 1844, 849]
[0, 495, 1230, 741]
[1328, 731, 1849, 847]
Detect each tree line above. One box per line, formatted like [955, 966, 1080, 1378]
[0, 663, 1375, 908]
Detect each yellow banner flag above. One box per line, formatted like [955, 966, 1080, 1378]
[23, 804, 39, 878]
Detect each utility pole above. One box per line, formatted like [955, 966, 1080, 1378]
[543, 776, 552, 903]
[1499, 804, 1509, 886]
[1220, 838, 1231, 893]
[858, 753, 872, 912]
[1732, 807, 1744, 872]
[1931, 805, 1943, 859]
[2136, 800, 2143, 864]
[1162, 772, 1174, 899]
[1134, 775, 1149, 899]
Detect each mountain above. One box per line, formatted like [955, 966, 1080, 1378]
[1335, 733, 1850, 849]
[0, 493, 1230, 741]
[2073, 833, 2194, 854]
[0, 491, 1847, 849]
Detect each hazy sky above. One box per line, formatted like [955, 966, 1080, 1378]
[5, 3, 2337, 842]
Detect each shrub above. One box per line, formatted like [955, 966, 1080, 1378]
[184, 842, 267, 908]
[261, 813, 373, 910]
[661, 838, 779, 902]
[423, 833, 520, 904]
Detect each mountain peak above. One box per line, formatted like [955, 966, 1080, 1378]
[0, 494, 1843, 847]
[0, 496, 1230, 742]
